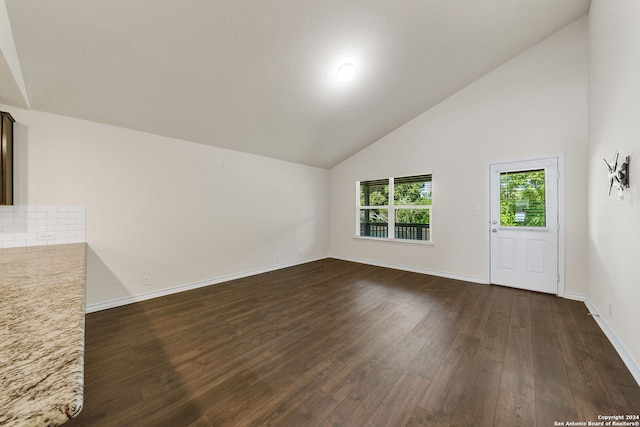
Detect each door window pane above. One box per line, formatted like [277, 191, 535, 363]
[500, 169, 546, 227]
[360, 209, 388, 237]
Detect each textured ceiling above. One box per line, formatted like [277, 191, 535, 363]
[2, 0, 590, 168]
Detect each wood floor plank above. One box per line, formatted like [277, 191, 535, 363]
[321, 302, 441, 426]
[415, 331, 481, 425]
[63, 259, 640, 426]
[450, 354, 502, 427]
[275, 390, 339, 427]
[448, 287, 512, 426]
[324, 302, 428, 401]
[566, 301, 640, 413]
[549, 298, 617, 420]
[530, 292, 579, 427]
[493, 293, 535, 427]
[360, 371, 430, 427]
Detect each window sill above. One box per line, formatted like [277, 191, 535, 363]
[353, 236, 434, 247]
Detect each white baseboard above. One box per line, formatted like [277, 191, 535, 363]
[565, 292, 640, 385]
[524, 290, 639, 387]
[85, 254, 640, 387]
[329, 258, 640, 386]
[86, 254, 486, 313]
[563, 291, 586, 302]
[582, 298, 640, 386]
[329, 254, 488, 285]
[85, 254, 329, 313]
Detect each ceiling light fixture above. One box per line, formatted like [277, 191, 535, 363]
[337, 63, 356, 82]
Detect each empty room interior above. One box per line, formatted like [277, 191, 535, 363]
[1, 0, 639, 426]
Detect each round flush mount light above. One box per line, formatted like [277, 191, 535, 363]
[337, 63, 356, 82]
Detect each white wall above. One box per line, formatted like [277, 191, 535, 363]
[329, 17, 589, 293]
[2, 104, 329, 308]
[588, 0, 640, 380]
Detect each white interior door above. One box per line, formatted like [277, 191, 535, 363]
[490, 158, 559, 294]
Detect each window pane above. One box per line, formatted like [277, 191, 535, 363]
[360, 209, 388, 237]
[500, 169, 546, 227]
[394, 175, 432, 205]
[360, 179, 389, 206]
[395, 208, 430, 241]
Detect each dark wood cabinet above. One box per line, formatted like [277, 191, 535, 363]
[1, 111, 15, 205]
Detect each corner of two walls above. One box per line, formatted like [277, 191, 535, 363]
[329, 17, 590, 296]
[4, 104, 329, 310]
[586, 0, 640, 383]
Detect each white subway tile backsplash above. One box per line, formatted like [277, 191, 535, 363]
[14, 205, 36, 212]
[47, 212, 68, 219]
[25, 212, 47, 219]
[2, 226, 27, 233]
[1, 212, 21, 219]
[36, 205, 58, 212]
[0, 205, 85, 249]
[58, 205, 84, 213]
[15, 232, 37, 241]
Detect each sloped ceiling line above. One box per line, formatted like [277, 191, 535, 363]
[0, 0, 29, 108]
[1, 0, 590, 168]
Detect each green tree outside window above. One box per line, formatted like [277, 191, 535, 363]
[499, 170, 546, 227]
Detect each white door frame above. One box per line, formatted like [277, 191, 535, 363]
[486, 154, 565, 296]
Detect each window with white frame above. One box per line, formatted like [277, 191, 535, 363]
[357, 174, 432, 242]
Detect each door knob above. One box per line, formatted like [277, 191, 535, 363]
[492, 229, 497, 233]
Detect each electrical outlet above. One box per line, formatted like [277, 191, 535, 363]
[37, 231, 57, 240]
[142, 275, 151, 286]
[608, 303, 613, 316]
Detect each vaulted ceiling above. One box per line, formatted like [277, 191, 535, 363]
[0, 0, 590, 168]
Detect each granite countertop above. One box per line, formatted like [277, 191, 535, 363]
[0, 243, 87, 427]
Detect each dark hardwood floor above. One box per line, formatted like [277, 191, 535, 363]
[67, 259, 640, 426]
